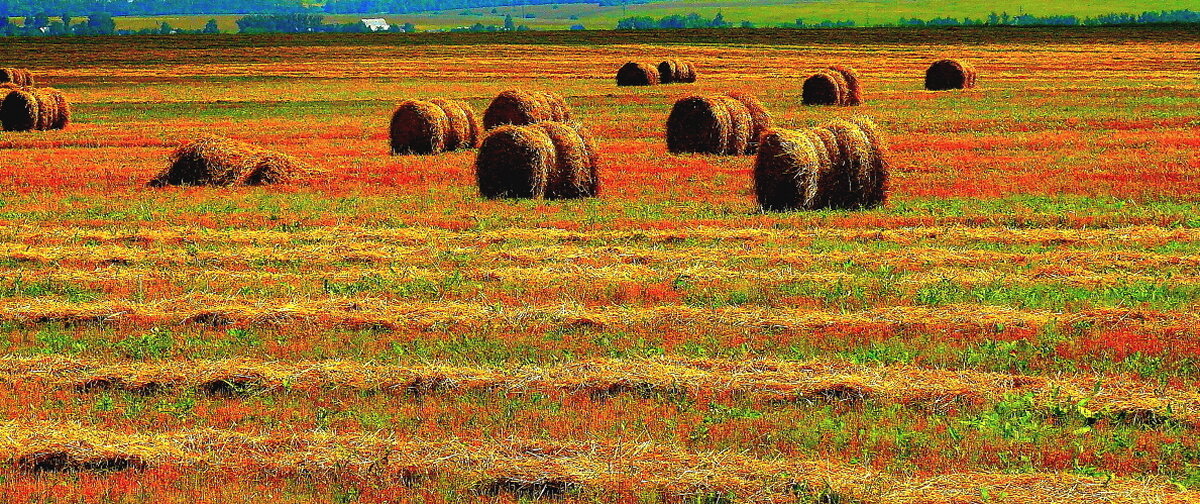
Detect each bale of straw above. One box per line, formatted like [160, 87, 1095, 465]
[844, 115, 891, 208]
[429, 98, 480, 151]
[389, 100, 450, 155]
[535, 91, 572, 123]
[666, 96, 731, 155]
[475, 125, 556, 199]
[658, 59, 681, 84]
[754, 129, 825, 211]
[32, 90, 57, 131]
[0, 89, 39, 132]
[714, 96, 752, 156]
[616, 62, 659, 86]
[802, 71, 848, 106]
[827, 65, 863, 106]
[0, 69, 16, 85]
[483, 90, 556, 130]
[536, 121, 599, 199]
[19, 69, 34, 87]
[801, 128, 840, 210]
[148, 135, 309, 187]
[925, 59, 975, 91]
[679, 61, 697, 83]
[575, 126, 601, 196]
[725, 92, 772, 153]
[822, 120, 875, 209]
[44, 88, 71, 130]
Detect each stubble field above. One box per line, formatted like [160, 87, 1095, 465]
[0, 27, 1199, 503]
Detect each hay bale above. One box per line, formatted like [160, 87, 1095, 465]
[925, 59, 976, 91]
[535, 91, 572, 123]
[32, 90, 57, 131]
[484, 90, 569, 130]
[616, 62, 659, 86]
[679, 61, 697, 83]
[536, 121, 599, 199]
[0, 69, 16, 85]
[844, 115, 891, 208]
[666, 96, 731, 155]
[801, 128, 840, 210]
[19, 69, 34, 87]
[389, 100, 450, 155]
[45, 89, 71, 130]
[475, 125, 555, 199]
[754, 129, 825, 211]
[725, 92, 772, 153]
[822, 120, 876, 209]
[149, 135, 309, 187]
[0, 89, 38, 132]
[802, 71, 848, 106]
[658, 59, 681, 84]
[827, 65, 863, 106]
[430, 98, 480, 150]
[714, 96, 752, 156]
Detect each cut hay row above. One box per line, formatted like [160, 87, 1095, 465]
[388, 98, 480, 155]
[0, 87, 69, 132]
[482, 89, 572, 130]
[926, 58, 979, 91]
[666, 92, 772, 155]
[615, 61, 659, 86]
[802, 65, 862, 106]
[1, 422, 1193, 504]
[475, 121, 599, 199]
[755, 115, 889, 210]
[6, 356, 1198, 426]
[147, 135, 315, 187]
[0, 68, 34, 86]
[657, 58, 697, 84]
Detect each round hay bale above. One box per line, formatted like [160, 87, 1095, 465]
[0, 69, 16, 85]
[827, 65, 863, 106]
[844, 115, 890, 208]
[801, 128, 840, 210]
[616, 62, 659, 86]
[429, 98, 480, 151]
[714, 96, 752, 156]
[483, 90, 556, 130]
[536, 121, 598, 199]
[31, 90, 57, 131]
[679, 61, 697, 83]
[475, 125, 556, 199]
[575, 126, 601, 197]
[0, 89, 39, 132]
[754, 128, 825, 211]
[46, 89, 71, 130]
[389, 100, 450, 155]
[533, 91, 571, 123]
[925, 59, 974, 91]
[822, 120, 875, 209]
[725, 92, 772, 153]
[666, 96, 731, 155]
[802, 71, 848, 106]
[658, 59, 681, 84]
[149, 135, 308, 187]
[19, 70, 34, 87]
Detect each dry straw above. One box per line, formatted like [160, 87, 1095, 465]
[148, 135, 311, 187]
[925, 59, 978, 91]
[0, 68, 33, 87]
[826, 65, 863, 106]
[616, 62, 659, 86]
[43, 89, 70, 130]
[536, 122, 599, 199]
[430, 98, 482, 150]
[753, 116, 891, 211]
[0, 89, 39, 132]
[657, 59, 697, 84]
[32, 90, 57, 131]
[666, 96, 731, 155]
[714, 96, 752, 156]
[802, 70, 848, 106]
[483, 90, 571, 130]
[389, 100, 450, 155]
[476, 122, 600, 200]
[725, 92, 772, 153]
[754, 129, 823, 211]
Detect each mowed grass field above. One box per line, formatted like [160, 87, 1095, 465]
[1, 28, 1199, 503]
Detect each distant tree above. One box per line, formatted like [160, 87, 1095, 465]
[203, 19, 219, 33]
[503, 13, 514, 30]
[401, 21, 416, 32]
[159, 21, 172, 34]
[569, 23, 585, 30]
[86, 12, 115, 34]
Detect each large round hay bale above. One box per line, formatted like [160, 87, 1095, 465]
[534, 91, 572, 123]
[666, 96, 731, 155]
[658, 59, 681, 84]
[18, 70, 34, 87]
[31, 90, 57, 131]
[475, 125, 556, 199]
[149, 135, 308, 187]
[844, 115, 890, 208]
[801, 128, 839, 210]
[754, 129, 826, 211]
[575, 126, 601, 196]
[430, 98, 480, 150]
[827, 65, 862, 106]
[483, 90, 558, 130]
[822, 120, 875, 209]
[0, 89, 39, 132]
[725, 92, 772, 153]
[714, 96, 752, 156]
[47, 89, 70, 130]
[925, 59, 975, 91]
[802, 71, 848, 106]
[389, 100, 450, 155]
[616, 62, 659, 86]
[0, 69, 16, 85]
[536, 121, 598, 199]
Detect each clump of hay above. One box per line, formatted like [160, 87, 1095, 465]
[32, 90, 58, 131]
[45, 88, 71, 130]
[430, 98, 482, 150]
[0, 68, 34, 87]
[148, 135, 311, 187]
[826, 65, 863, 106]
[389, 100, 449, 155]
[616, 62, 659, 86]
[475, 121, 600, 200]
[483, 90, 572, 130]
[753, 116, 892, 211]
[658, 59, 697, 84]
[725, 92, 772, 153]
[925, 59, 978, 91]
[1, 89, 39, 132]
[802, 70, 849, 106]
[666, 94, 764, 156]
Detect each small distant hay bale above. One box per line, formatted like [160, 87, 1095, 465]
[429, 98, 481, 150]
[678, 61, 697, 83]
[475, 125, 556, 199]
[725, 92, 772, 153]
[754, 129, 825, 211]
[148, 135, 310, 187]
[616, 62, 659, 86]
[658, 59, 697, 84]
[536, 121, 599, 199]
[483, 90, 572, 130]
[827, 65, 863, 106]
[0, 89, 39, 132]
[32, 90, 57, 131]
[925, 59, 977, 91]
[802, 70, 848, 106]
[666, 96, 731, 155]
[389, 100, 450, 155]
[713, 96, 752, 156]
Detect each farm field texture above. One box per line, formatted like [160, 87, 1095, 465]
[0, 27, 1199, 503]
